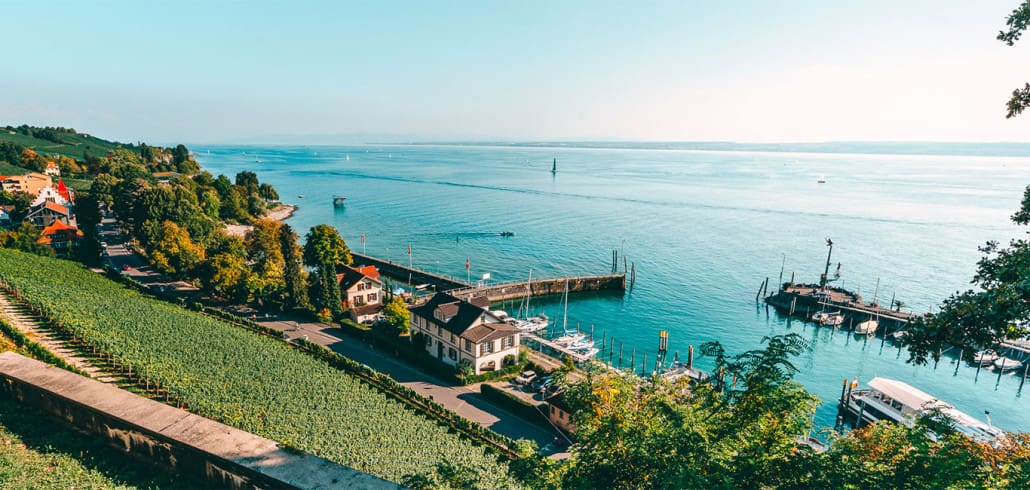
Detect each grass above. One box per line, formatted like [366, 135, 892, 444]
[61, 177, 93, 191]
[0, 398, 197, 489]
[0, 161, 31, 176]
[0, 129, 132, 161]
[0, 332, 196, 489]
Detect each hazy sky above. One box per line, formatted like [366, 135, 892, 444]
[4, 0, 1030, 144]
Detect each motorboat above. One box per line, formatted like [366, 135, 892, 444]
[993, 356, 1024, 372]
[811, 311, 830, 323]
[972, 350, 999, 366]
[525, 313, 549, 331]
[553, 332, 586, 346]
[841, 377, 1003, 443]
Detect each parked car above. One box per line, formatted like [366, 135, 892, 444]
[531, 375, 553, 391]
[513, 371, 537, 386]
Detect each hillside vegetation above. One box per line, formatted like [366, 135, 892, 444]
[0, 125, 132, 161]
[0, 249, 509, 485]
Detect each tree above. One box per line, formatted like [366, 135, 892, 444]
[278, 223, 309, 311]
[235, 171, 259, 193]
[245, 219, 285, 303]
[999, 2, 1030, 117]
[172, 144, 190, 165]
[149, 221, 205, 276]
[382, 297, 410, 334]
[303, 224, 351, 316]
[201, 252, 252, 301]
[258, 182, 279, 201]
[903, 185, 1030, 364]
[0, 222, 54, 257]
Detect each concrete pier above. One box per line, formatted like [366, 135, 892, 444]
[352, 252, 470, 291]
[448, 274, 626, 303]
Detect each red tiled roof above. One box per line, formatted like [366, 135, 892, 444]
[38, 222, 81, 244]
[56, 179, 71, 202]
[357, 265, 380, 279]
[43, 201, 69, 215]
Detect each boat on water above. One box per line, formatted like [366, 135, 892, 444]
[551, 157, 557, 174]
[506, 270, 549, 333]
[855, 318, 879, 335]
[841, 377, 1003, 442]
[499, 231, 515, 237]
[575, 346, 600, 358]
[553, 331, 586, 346]
[993, 356, 1024, 372]
[810, 311, 830, 323]
[822, 312, 845, 327]
[972, 350, 999, 366]
[817, 175, 826, 183]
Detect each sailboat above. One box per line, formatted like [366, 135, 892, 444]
[346, 154, 350, 161]
[551, 281, 585, 345]
[855, 278, 880, 335]
[551, 157, 557, 174]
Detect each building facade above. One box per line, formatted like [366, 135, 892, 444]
[337, 265, 384, 324]
[409, 292, 521, 374]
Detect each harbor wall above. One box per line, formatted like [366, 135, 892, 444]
[765, 287, 913, 332]
[449, 274, 626, 303]
[0, 352, 399, 490]
[352, 252, 469, 291]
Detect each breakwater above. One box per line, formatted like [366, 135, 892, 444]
[448, 274, 627, 303]
[0, 352, 398, 490]
[352, 251, 470, 291]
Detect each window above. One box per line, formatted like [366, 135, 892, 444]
[426, 336, 433, 347]
[448, 348, 457, 361]
[480, 341, 494, 356]
[464, 339, 472, 353]
[503, 335, 514, 348]
[550, 406, 556, 415]
[450, 333, 455, 344]
[368, 293, 377, 302]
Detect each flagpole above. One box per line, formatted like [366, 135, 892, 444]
[466, 257, 471, 284]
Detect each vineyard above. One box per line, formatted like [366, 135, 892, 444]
[0, 249, 509, 484]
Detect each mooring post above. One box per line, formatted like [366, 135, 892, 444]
[975, 357, 982, 381]
[609, 342, 614, 365]
[624, 256, 628, 274]
[641, 353, 647, 377]
[1021, 360, 1029, 392]
[997, 355, 1007, 383]
[687, 345, 694, 369]
[954, 349, 963, 376]
[839, 379, 848, 404]
[789, 297, 797, 315]
[631, 262, 636, 288]
[618, 342, 624, 368]
[630, 348, 635, 372]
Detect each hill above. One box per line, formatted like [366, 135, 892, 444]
[0, 125, 135, 161]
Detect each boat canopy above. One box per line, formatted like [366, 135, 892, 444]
[867, 377, 947, 413]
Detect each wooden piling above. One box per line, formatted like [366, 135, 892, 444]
[618, 342, 624, 368]
[641, 353, 647, 376]
[1021, 360, 1029, 392]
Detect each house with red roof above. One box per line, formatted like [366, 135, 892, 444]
[44, 161, 60, 177]
[37, 221, 82, 254]
[26, 201, 72, 228]
[336, 265, 385, 324]
[30, 179, 73, 208]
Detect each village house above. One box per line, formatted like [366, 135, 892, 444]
[44, 161, 60, 177]
[36, 221, 82, 254]
[336, 265, 384, 324]
[0, 173, 52, 196]
[547, 393, 577, 434]
[409, 292, 521, 374]
[29, 180, 73, 208]
[26, 201, 72, 228]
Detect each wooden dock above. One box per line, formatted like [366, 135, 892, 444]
[765, 284, 916, 332]
[447, 274, 626, 303]
[351, 252, 470, 291]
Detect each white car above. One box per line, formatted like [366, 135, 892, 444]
[513, 371, 537, 386]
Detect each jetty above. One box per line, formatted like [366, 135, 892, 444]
[765, 283, 915, 332]
[522, 332, 595, 363]
[447, 273, 626, 303]
[352, 252, 626, 301]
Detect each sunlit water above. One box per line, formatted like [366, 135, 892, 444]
[197, 143, 1030, 432]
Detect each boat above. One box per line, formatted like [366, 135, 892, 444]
[810, 311, 830, 323]
[822, 312, 845, 327]
[993, 356, 1024, 372]
[575, 346, 600, 358]
[499, 231, 515, 237]
[855, 278, 881, 334]
[298, 195, 305, 198]
[817, 175, 826, 183]
[346, 154, 350, 161]
[972, 350, 999, 366]
[841, 377, 1003, 442]
[551, 157, 557, 174]
[333, 195, 346, 207]
[510, 270, 548, 332]
[553, 332, 586, 346]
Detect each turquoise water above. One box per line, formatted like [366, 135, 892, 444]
[196, 144, 1030, 432]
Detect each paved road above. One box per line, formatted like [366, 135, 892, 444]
[96, 211, 563, 450]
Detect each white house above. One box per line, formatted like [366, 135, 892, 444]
[44, 161, 60, 177]
[409, 292, 521, 374]
[336, 265, 384, 324]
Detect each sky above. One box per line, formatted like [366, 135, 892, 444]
[4, 0, 1030, 144]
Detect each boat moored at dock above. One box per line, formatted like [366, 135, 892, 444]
[839, 377, 1003, 443]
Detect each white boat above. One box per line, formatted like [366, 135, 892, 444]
[553, 332, 586, 346]
[843, 377, 1003, 443]
[575, 347, 600, 358]
[855, 278, 881, 334]
[855, 319, 879, 335]
[510, 270, 550, 332]
[993, 356, 1023, 372]
[817, 175, 826, 183]
[811, 311, 830, 323]
[525, 313, 549, 331]
[972, 350, 999, 366]
[822, 312, 845, 327]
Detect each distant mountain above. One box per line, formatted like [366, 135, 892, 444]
[0, 125, 135, 161]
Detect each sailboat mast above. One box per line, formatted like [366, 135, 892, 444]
[525, 269, 532, 317]
[551, 158, 557, 174]
[562, 280, 569, 332]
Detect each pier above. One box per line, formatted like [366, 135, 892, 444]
[765, 284, 916, 332]
[351, 252, 470, 291]
[447, 274, 626, 303]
